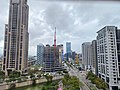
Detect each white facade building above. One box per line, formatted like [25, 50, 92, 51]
[97, 26, 120, 90]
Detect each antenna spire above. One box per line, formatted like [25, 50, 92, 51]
[54, 27, 56, 48]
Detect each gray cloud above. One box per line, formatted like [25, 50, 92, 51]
[1, 0, 120, 55]
[43, 3, 75, 33]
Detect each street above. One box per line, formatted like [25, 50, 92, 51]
[68, 67, 90, 90]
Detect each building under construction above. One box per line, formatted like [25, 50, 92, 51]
[43, 28, 63, 72]
[43, 44, 63, 72]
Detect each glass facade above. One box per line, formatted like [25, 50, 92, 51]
[37, 44, 44, 66]
[66, 42, 71, 60]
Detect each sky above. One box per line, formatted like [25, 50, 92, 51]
[0, 0, 120, 56]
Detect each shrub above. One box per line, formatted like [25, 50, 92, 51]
[86, 71, 108, 89]
[37, 74, 41, 78]
[9, 71, 20, 79]
[62, 74, 83, 90]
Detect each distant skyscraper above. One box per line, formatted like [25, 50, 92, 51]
[71, 51, 76, 61]
[97, 26, 120, 90]
[66, 42, 71, 60]
[78, 53, 82, 66]
[82, 42, 92, 70]
[58, 44, 64, 65]
[82, 40, 98, 74]
[2, 0, 29, 75]
[37, 44, 44, 66]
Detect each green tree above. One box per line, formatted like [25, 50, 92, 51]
[44, 74, 53, 83]
[28, 69, 35, 75]
[9, 71, 20, 78]
[41, 80, 58, 90]
[62, 74, 83, 90]
[86, 71, 108, 90]
[0, 70, 5, 82]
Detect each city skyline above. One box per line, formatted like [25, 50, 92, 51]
[1, 0, 120, 56]
[1, 0, 120, 90]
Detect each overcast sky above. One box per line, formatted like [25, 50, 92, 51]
[0, 0, 120, 56]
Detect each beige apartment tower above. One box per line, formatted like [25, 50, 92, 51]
[2, 0, 29, 75]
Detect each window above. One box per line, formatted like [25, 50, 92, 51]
[20, 43, 22, 49]
[12, 4, 18, 29]
[20, 58, 22, 64]
[19, 65, 21, 70]
[4, 51, 6, 57]
[3, 58, 6, 64]
[20, 50, 22, 57]
[3, 65, 5, 70]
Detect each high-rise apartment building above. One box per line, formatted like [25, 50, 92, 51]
[82, 42, 92, 70]
[57, 44, 64, 66]
[78, 53, 82, 67]
[97, 26, 120, 90]
[2, 0, 29, 75]
[37, 43, 44, 66]
[66, 42, 71, 60]
[71, 51, 77, 61]
[91, 40, 98, 75]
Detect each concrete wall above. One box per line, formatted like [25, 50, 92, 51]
[0, 76, 63, 90]
[0, 84, 6, 90]
[16, 80, 33, 87]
